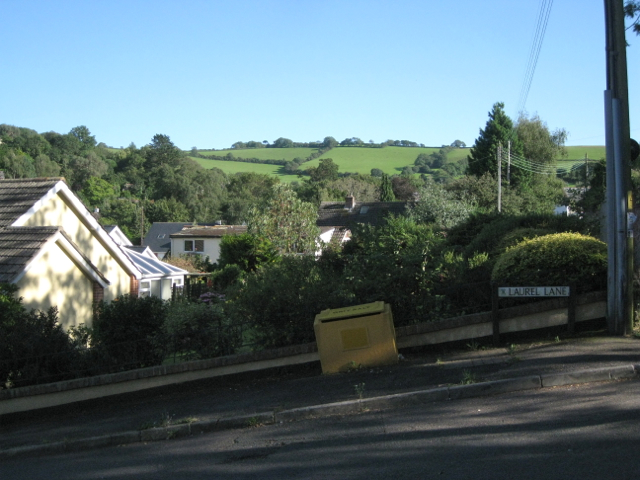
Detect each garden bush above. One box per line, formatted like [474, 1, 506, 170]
[0, 284, 81, 389]
[92, 294, 167, 370]
[491, 232, 607, 294]
[164, 299, 240, 360]
[225, 255, 355, 349]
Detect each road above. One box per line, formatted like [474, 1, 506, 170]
[2, 379, 640, 479]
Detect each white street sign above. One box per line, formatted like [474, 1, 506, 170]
[498, 286, 570, 297]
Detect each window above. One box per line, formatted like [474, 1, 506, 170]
[184, 240, 204, 252]
[139, 281, 151, 298]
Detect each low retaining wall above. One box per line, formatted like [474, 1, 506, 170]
[0, 291, 606, 416]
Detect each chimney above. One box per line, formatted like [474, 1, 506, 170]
[0, 171, 4, 180]
[345, 195, 355, 209]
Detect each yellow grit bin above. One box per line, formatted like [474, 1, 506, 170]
[313, 301, 398, 374]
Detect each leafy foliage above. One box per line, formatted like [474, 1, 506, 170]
[247, 184, 319, 254]
[0, 284, 80, 389]
[92, 295, 167, 370]
[467, 102, 525, 183]
[492, 233, 607, 294]
[226, 255, 353, 348]
[218, 233, 278, 272]
[380, 174, 395, 201]
[408, 179, 475, 229]
[164, 300, 239, 360]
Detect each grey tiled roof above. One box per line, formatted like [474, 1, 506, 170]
[317, 201, 410, 227]
[170, 225, 247, 238]
[143, 222, 203, 254]
[0, 178, 63, 228]
[0, 226, 60, 282]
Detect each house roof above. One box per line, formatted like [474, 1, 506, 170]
[317, 201, 410, 227]
[0, 226, 60, 282]
[143, 222, 201, 253]
[103, 225, 133, 247]
[0, 177, 140, 279]
[0, 178, 65, 228]
[122, 246, 189, 278]
[170, 225, 247, 238]
[0, 226, 109, 286]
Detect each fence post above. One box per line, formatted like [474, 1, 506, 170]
[492, 283, 500, 346]
[568, 283, 577, 334]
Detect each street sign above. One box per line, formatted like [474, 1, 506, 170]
[498, 286, 570, 298]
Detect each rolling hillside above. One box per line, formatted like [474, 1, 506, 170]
[192, 145, 606, 180]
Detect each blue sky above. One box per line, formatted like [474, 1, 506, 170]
[3, 0, 640, 149]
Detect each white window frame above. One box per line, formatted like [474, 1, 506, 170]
[139, 280, 151, 297]
[184, 239, 204, 253]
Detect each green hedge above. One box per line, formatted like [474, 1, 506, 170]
[491, 233, 607, 294]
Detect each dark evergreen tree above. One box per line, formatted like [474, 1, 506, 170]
[380, 174, 395, 201]
[466, 102, 526, 185]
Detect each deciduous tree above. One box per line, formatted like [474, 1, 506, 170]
[247, 184, 319, 254]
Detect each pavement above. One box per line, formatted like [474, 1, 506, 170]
[1, 331, 640, 459]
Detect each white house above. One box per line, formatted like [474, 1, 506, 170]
[170, 225, 247, 264]
[105, 225, 188, 300]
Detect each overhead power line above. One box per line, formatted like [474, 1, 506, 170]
[516, 0, 554, 114]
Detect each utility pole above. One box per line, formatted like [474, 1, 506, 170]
[507, 140, 511, 184]
[497, 143, 502, 213]
[604, 0, 633, 335]
[584, 153, 590, 187]
[140, 205, 145, 246]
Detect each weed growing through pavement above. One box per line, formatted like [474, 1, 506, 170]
[246, 417, 261, 428]
[460, 370, 478, 385]
[346, 361, 364, 372]
[354, 382, 366, 399]
[139, 411, 176, 430]
[466, 339, 480, 351]
[174, 416, 198, 425]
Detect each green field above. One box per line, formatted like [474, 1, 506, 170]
[304, 146, 470, 175]
[190, 156, 298, 182]
[562, 146, 606, 161]
[198, 147, 317, 162]
[192, 145, 607, 180]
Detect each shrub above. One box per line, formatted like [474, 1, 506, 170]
[210, 264, 244, 291]
[218, 233, 278, 272]
[92, 295, 167, 370]
[164, 300, 239, 360]
[461, 213, 597, 261]
[491, 233, 607, 294]
[225, 255, 354, 349]
[0, 284, 80, 389]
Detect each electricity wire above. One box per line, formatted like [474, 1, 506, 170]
[516, 0, 554, 114]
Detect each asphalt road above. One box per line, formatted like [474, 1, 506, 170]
[2, 378, 640, 480]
